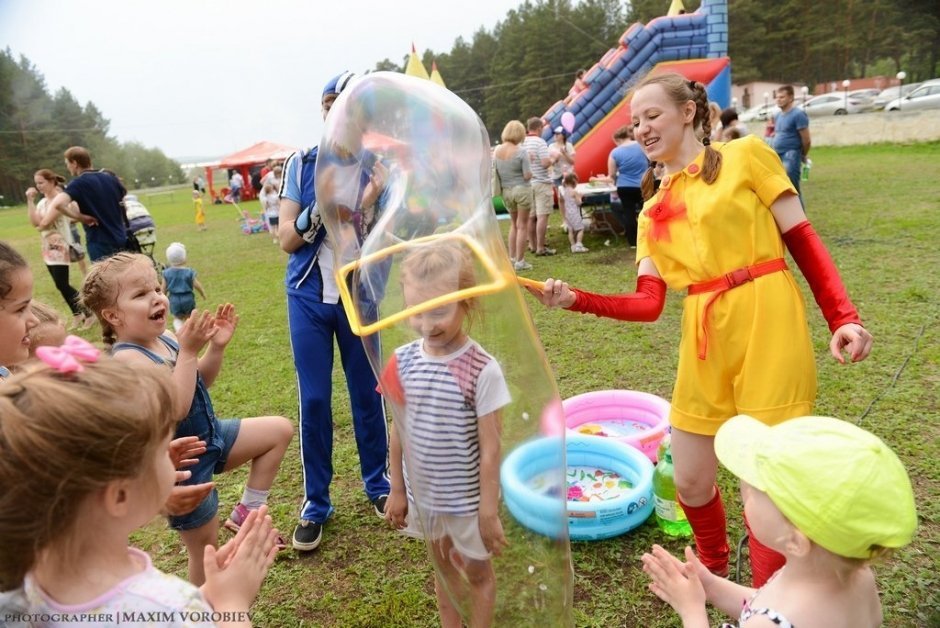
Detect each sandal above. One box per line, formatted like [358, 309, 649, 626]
[224, 503, 288, 550]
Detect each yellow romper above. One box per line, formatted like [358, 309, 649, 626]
[194, 196, 206, 226]
[636, 136, 816, 435]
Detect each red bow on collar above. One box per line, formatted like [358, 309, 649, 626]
[647, 188, 686, 243]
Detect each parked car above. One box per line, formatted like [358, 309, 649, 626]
[847, 89, 880, 111]
[801, 93, 867, 116]
[872, 82, 922, 110]
[739, 103, 780, 122]
[885, 79, 940, 112]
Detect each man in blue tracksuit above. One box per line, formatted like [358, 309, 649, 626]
[277, 71, 390, 551]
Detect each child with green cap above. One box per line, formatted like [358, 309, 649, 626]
[641, 415, 917, 628]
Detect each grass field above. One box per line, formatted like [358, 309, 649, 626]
[1, 142, 938, 627]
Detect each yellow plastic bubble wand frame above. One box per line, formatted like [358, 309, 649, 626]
[335, 231, 545, 337]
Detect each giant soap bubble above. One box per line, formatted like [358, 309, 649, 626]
[315, 72, 573, 625]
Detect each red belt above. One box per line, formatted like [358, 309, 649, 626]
[687, 258, 788, 359]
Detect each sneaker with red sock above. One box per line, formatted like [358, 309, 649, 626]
[678, 487, 730, 577]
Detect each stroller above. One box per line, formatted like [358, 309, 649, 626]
[124, 195, 162, 271]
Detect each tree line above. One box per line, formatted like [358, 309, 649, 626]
[0, 49, 183, 206]
[1, 0, 936, 204]
[375, 0, 939, 140]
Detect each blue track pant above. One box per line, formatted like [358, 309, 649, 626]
[288, 293, 390, 523]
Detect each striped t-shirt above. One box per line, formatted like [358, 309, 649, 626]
[382, 338, 511, 515]
[522, 135, 553, 184]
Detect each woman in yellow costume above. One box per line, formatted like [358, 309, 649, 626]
[530, 72, 872, 586]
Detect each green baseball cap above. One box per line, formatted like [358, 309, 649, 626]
[715, 415, 917, 559]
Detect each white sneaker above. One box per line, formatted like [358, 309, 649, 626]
[574, 244, 590, 253]
[514, 260, 533, 271]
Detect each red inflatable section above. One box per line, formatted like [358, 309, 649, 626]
[573, 58, 730, 181]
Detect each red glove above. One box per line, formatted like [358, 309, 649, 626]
[567, 275, 666, 322]
[782, 221, 861, 332]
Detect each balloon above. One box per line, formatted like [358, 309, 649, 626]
[561, 111, 575, 134]
[316, 72, 573, 625]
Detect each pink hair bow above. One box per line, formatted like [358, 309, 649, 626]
[35, 335, 101, 373]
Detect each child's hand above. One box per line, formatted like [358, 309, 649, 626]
[479, 512, 508, 557]
[169, 436, 207, 469]
[202, 505, 279, 611]
[176, 310, 217, 355]
[641, 545, 708, 626]
[679, 545, 720, 600]
[384, 490, 408, 530]
[210, 303, 239, 348]
[164, 478, 214, 516]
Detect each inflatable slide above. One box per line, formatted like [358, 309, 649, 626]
[540, 0, 730, 180]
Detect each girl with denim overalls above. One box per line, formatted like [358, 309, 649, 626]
[80, 252, 293, 585]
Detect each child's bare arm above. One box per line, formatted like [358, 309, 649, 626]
[199, 304, 238, 387]
[477, 409, 508, 556]
[168, 312, 217, 418]
[193, 277, 207, 299]
[679, 546, 755, 617]
[385, 424, 408, 529]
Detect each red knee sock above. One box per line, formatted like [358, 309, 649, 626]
[745, 514, 786, 587]
[678, 487, 730, 577]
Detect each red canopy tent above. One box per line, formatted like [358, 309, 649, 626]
[205, 141, 297, 202]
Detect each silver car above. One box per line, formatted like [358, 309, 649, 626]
[802, 93, 867, 116]
[847, 89, 880, 111]
[738, 102, 780, 122]
[885, 80, 940, 112]
[872, 83, 923, 110]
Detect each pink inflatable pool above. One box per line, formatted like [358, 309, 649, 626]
[563, 390, 670, 462]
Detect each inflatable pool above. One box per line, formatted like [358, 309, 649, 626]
[564, 390, 670, 462]
[501, 434, 654, 541]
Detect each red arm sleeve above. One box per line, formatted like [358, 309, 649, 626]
[781, 221, 862, 332]
[376, 354, 405, 406]
[566, 274, 667, 322]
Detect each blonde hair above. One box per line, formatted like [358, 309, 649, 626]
[29, 300, 63, 327]
[400, 240, 480, 331]
[501, 120, 526, 144]
[28, 301, 67, 354]
[635, 73, 723, 200]
[0, 356, 177, 590]
[80, 253, 153, 345]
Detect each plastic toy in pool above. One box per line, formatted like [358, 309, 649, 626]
[501, 433, 654, 541]
[564, 389, 670, 462]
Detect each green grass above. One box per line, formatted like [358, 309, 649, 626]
[1, 141, 938, 627]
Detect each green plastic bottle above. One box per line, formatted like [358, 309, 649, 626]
[653, 442, 692, 537]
